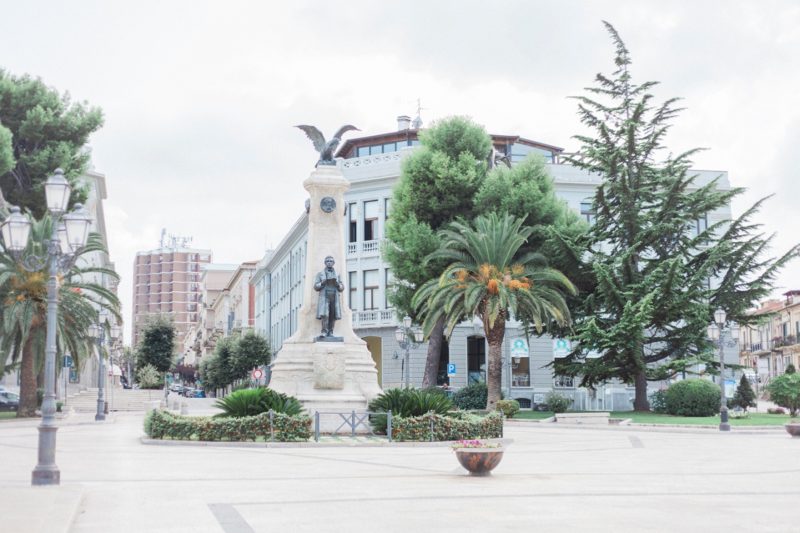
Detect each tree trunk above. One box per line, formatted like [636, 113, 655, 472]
[485, 315, 506, 410]
[421, 316, 445, 388]
[633, 369, 650, 411]
[18, 337, 38, 417]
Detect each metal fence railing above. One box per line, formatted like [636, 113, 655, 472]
[313, 410, 393, 442]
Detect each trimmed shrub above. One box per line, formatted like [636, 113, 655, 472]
[766, 373, 800, 417]
[496, 399, 520, 419]
[368, 387, 453, 433]
[452, 382, 488, 410]
[545, 391, 572, 413]
[214, 387, 303, 418]
[664, 379, 720, 416]
[767, 407, 787, 415]
[650, 389, 668, 414]
[786, 363, 797, 374]
[731, 375, 756, 411]
[143, 409, 311, 442]
[392, 412, 503, 442]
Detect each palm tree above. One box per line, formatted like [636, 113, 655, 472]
[0, 215, 120, 417]
[413, 213, 576, 410]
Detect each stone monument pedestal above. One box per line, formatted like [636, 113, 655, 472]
[268, 163, 382, 433]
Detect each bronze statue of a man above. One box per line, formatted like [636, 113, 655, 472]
[314, 256, 344, 339]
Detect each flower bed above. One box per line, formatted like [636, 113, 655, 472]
[143, 409, 311, 442]
[392, 412, 503, 442]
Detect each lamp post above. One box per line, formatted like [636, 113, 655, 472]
[89, 314, 109, 420]
[707, 308, 740, 432]
[0, 169, 92, 486]
[394, 315, 424, 388]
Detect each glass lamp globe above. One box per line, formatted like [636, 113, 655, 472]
[62, 204, 92, 252]
[44, 169, 71, 215]
[0, 206, 31, 252]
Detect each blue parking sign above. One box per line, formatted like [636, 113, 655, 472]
[447, 363, 456, 376]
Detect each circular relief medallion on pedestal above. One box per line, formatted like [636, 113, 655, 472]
[320, 196, 336, 213]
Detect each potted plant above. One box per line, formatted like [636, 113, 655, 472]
[451, 439, 505, 476]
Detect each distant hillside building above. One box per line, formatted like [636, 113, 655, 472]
[132, 232, 211, 348]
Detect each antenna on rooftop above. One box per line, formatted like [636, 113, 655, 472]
[412, 98, 425, 129]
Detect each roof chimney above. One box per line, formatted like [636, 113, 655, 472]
[397, 115, 411, 130]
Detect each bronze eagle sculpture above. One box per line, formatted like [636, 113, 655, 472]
[295, 124, 360, 167]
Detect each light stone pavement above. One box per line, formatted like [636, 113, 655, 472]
[0, 410, 798, 533]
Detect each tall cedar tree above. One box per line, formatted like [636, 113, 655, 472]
[136, 316, 176, 374]
[554, 22, 799, 411]
[385, 117, 492, 387]
[0, 70, 103, 218]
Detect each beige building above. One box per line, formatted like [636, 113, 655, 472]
[739, 291, 800, 384]
[132, 238, 211, 349]
[182, 263, 237, 364]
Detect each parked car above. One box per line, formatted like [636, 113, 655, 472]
[192, 389, 205, 398]
[0, 391, 20, 412]
[169, 383, 184, 394]
[181, 387, 195, 398]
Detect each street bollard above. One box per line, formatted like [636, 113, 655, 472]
[180, 401, 188, 415]
[387, 410, 392, 442]
[314, 411, 320, 442]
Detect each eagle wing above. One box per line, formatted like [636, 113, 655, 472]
[295, 125, 326, 153]
[332, 124, 360, 140]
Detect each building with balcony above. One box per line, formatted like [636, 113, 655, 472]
[739, 292, 800, 384]
[132, 234, 211, 349]
[252, 116, 736, 409]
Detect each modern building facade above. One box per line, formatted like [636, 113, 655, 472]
[252, 117, 737, 409]
[132, 233, 211, 349]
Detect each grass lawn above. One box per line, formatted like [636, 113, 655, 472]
[511, 410, 555, 420]
[610, 411, 795, 426]
[0, 411, 19, 420]
[511, 410, 795, 426]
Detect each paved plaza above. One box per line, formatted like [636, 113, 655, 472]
[0, 411, 798, 533]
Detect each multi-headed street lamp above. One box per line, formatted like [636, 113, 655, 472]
[0, 169, 92, 486]
[707, 308, 740, 432]
[394, 315, 424, 388]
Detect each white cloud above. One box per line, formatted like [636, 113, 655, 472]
[2, 0, 799, 341]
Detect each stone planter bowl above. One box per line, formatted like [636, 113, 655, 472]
[454, 448, 504, 476]
[785, 423, 800, 437]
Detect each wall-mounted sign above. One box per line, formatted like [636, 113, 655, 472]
[510, 338, 529, 359]
[553, 338, 571, 358]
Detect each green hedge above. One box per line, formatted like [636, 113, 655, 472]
[392, 412, 503, 442]
[664, 379, 720, 416]
[143, 409, 311, 442]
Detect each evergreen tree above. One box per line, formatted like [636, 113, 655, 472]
[0, 70, 103, 218]
[233, 331, 271, 380]
[136, 316, 176, 374]
[731, 374, 756, 411]
[554, 22, 799, 411]
[385, 116, 492, 387]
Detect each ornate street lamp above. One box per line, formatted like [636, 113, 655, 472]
[394, 315, 424, 388]
[89, 312, 109, 421]
[0, 168, 92, 486]
[707, 308, 740, 432]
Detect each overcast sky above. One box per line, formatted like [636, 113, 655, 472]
[2, 0, 799, 343]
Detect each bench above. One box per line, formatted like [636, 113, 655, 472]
[555, 412, 610, 425]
